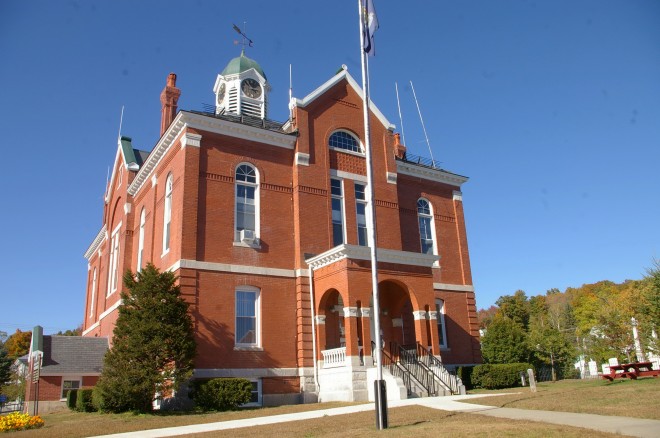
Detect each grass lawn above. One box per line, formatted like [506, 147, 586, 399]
[11, 378, 657, 437]
[13, 404, 619, 438]
[466, 376, 660, 419]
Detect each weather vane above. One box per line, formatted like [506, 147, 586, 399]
[233, 22, 254, 50]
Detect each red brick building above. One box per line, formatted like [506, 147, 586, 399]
[82, 53, 481, 405]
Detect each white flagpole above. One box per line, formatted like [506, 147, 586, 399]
[358, 0, 387, 430]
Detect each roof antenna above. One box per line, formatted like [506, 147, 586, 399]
[410, 81, 437, 168]
[288, 64, 293, 120]
[117, 105, 124, 141]
[232, 22, 254, 52]
[395, 82, 406, 146]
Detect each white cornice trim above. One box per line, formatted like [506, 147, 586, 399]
[127, 112, 296, 197]
[183, 113, 296, 150]
[305, 244, 439, 270]
[397, 161, 469, 187]
[433, 283, 475, 292]
[84, 227, 107, 260]
[170, 259, 299, 278]
[81, 322, 99, 336]
[293, 69, 395, 131]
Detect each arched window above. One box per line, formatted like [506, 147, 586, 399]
[162, 174, 173, 254]
[107, 223, 121, 296]
[137, 208, 146, 271]
[235, 164, 259, 241]
[417, 198, 437, 255]
[89, 268, 97, 318]
[329, 130, 362, 153]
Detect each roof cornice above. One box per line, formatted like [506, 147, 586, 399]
[396, 161, 469, 187]
[305, 244, 439, 270]
[293, 69, 395, 131]
[84, 227, 107, 260]
[127, 111, 296, 197]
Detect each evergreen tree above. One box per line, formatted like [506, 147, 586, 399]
[95, 264, 196, 413]
[0, 346, 12, 389]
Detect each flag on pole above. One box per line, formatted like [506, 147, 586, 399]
[362, 0, 379, 56]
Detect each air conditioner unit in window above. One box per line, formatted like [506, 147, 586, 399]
[240, 229, 256, 244]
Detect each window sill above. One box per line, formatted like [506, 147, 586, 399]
[329, 147, 365, 158]
[161, 249, 170, 258]
[233, 240, 261, 249]
[234, 346, 263, 352]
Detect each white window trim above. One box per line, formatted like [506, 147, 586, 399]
[234, 163, 260, 242]
[241, 378, 263, 407]
[137, 208, 146, 272]
[235, 286, 261, 349]
[436, 298, 448, 349]
[330, 178, 347, 247]
[106, 222, 122, 297]
[60, 377, 82, 401]
[89, 268, 97, 319]
[418, 198, 439, 266]
[162, 174, 173, 256]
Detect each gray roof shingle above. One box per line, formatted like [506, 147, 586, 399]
[41, 336, 108, 374]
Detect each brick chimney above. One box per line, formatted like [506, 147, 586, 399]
[393, 132, 407, 159]
[160, 73, 181, 136]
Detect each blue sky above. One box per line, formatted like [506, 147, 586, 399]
[1, 1, 659, 334]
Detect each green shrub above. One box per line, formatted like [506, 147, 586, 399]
[66, 389, 78, 411]
[189, 378, 252, 411]
[456, 366, 475, 390]
[472, 363, 533, 389]
[91, 386, 106, 412]
[75, 389, 97, 412]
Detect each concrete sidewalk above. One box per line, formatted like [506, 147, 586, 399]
[94, 394, 660, 438]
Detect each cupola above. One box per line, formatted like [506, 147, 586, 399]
[213, 51, 270, 119]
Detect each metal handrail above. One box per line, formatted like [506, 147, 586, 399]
[393, 342, 436, 397]
[415, 342, 460, 394]
[372, 341, 412, 396]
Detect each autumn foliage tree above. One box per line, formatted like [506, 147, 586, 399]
[94, 264, 196, 413]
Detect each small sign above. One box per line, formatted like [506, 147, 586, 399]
[0, 394, 7, 403]
[32, 354, 42, 383]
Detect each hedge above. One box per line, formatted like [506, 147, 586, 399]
[189, 378, 252, 411]
[66, 389, 78, 411]
[456, 366, 475, 390]
[472, 363, 533, 389]
[75, 389, 97, 412]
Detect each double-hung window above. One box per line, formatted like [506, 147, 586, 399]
[235, 287, 260, 347]
[417, 198, 436, 255]
[355, 183, 368, 246]
[61, 378, 81, 400]
[137, 208, 146, 272]
[163, 174, 173, 254]
[330, 178, 345, 247]
[235, 164, 258, 238]
[436, 299, 447, 348]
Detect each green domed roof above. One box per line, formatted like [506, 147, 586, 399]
[221, 52, 266, 79]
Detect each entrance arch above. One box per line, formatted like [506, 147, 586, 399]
[373, 280, 423, 350]
[317, 288, 345, 350]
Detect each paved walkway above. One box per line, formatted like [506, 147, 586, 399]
[94, 394, 660, 438]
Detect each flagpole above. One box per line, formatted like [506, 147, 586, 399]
[358, 0, 387, 430]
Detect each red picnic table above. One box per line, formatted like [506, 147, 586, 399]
[601, 361, 659, 381]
